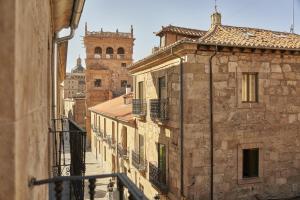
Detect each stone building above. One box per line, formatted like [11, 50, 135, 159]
[84, 25, 134, 145]
[126, 12, 300, 200]
[0, 0, 85, 199]
[64, 56, 86, 98]
[89, 88, 167, 199]
[64, 96, 86, 129]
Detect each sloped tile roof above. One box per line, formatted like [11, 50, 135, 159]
[156, 25, 207, 38]
[89, 93, 134, 124]
[200, 25, 300, 50]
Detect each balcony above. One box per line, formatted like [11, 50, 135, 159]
[149, 162, 168, 194]
[132, 99, 147, 117]
[92, 125, 97, 133]
[150, 99, 168, 121]
[117, 144, 129, 160]
[106, 54, 114, 59]
[106, 135, 116, 149]
[51, 118, 86, 177]
[131, 150, 147, 172]
[29, 173, 148, 200]
[117, 54, 125, 59]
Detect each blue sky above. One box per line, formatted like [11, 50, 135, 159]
[66, 0, 300, 71]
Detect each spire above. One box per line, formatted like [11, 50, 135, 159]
[77, 55, 82, 66]
[85, 22, 87, 35]
[131, 25, 134, 38]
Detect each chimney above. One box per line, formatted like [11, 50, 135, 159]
[126, 84, 131, 94]
[211, 12, 221, 28]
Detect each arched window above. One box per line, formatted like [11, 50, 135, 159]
[117, 47, 125, 55]
[106, 47, 113, 54]
[106, 47, 114, 59]
[94, 47, 102, 54]
[117, 47, 125, 59]
[94, 47, 102, 58]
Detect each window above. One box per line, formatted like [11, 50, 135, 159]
[158, 76, 166, 99]
[104, 118, 106, 137]
[121, 63, 127, 67]
[139, 134, 144, 162]
[121, 80, 127, 88]
[94, 47, 102, 58]
[242, 73, 258, 102]
[160, 35, 166, 47]
[106, 47, 113, 54]
[243, 148, 259, 178]
[117, 47, 125, 54]
[138, 81, 144, 99]
[158, 143, 167, 184]
[112, 122, 115, 144]
[121, 127, 127, 149]
[94, 79, 101, 87]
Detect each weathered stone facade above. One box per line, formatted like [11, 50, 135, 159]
[84, 26, 134, 146]
[89, 93, 164, 199]
[128, 13, 300, 200]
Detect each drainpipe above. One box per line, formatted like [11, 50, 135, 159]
[51, 0, 86, 118]
[171, 48, 184, 198]
[209, 47, 217, 200]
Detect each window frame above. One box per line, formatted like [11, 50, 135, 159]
[94, 79, 102, 87]
[238, 143, 263, 184]
[242, 72, 259, 103]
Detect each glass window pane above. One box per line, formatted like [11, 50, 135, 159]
[249, 74, 257, 102]
[242, 74, 248, 101]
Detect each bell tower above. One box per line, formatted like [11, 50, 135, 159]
[83, 24, 134, 145]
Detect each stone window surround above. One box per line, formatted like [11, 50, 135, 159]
[238, 142, 264, 185]
[241, 72, 259, 103]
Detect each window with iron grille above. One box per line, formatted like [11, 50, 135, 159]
[242, 73, 258, 102]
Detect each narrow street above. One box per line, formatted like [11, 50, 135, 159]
[84, 150, 113, 200]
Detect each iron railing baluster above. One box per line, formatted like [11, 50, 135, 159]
[88, 178, 96, 200]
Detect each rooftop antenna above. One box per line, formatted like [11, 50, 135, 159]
[290, 0, 295, 33]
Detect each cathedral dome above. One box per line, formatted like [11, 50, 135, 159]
[71, 56, 85, 73]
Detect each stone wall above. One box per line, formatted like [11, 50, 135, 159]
[183, 51, 300, 200]
[0, 0, 52, 199]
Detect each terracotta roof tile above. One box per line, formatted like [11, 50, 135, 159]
[89, 93, 134, 124]
[200, 25, 300, 50]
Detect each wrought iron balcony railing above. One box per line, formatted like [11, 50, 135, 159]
[131, 150, 147, 172]
[51, 118, 86, 177]
[150, 99, 168, 121]
[117, 54, 125, 59]
[50, 118, 86, 199]
[149, 162, 168, 194]
[92, 126, 97, 133]
[132, 99, 147, 117]
[117, 144, 129, 159]
[98, 129, 104, 138]
[29, 173, 148, 200]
